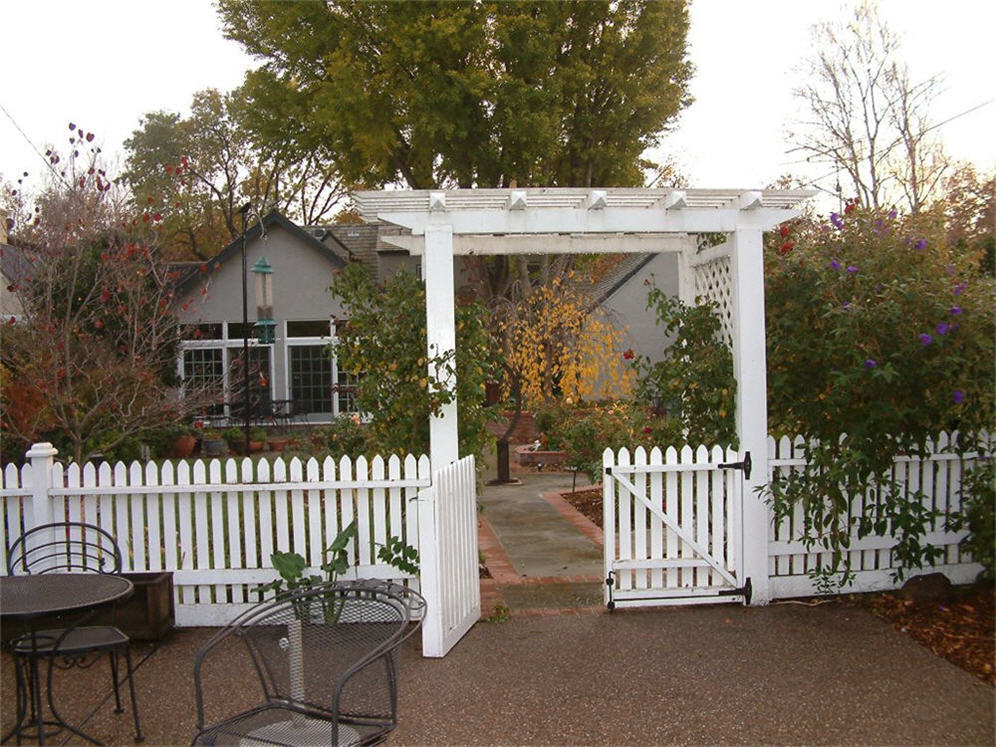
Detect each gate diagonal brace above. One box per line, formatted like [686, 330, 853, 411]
[603, 470, 739, 589]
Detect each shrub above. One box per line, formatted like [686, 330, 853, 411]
[630, 288, 737, 449]
[763, 204, 994, 588]
[954, 456, 995, 583]
[325, 415, 369, 458]
[554, 402, 657, 482]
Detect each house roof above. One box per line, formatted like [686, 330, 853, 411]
[0, 241, 35, 288]
[593, 253, 657, 304]
[174, 210, 347, 296]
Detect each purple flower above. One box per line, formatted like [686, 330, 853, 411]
[953, 283, 965, 296]
[830, 259, 842, 271]
[846, 265, 858, 274]
[918, 333, 933, 346]
[953, 390, 965, 404]
[888, 208, 897, 220]
[830, 212, 844, 229]
[950, 305, 963, 315]
[936, 322, 950, 335]
[864, 359, 877, 369]
[914, 238, 927, 250]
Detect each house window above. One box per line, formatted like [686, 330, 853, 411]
[182, 348, 224, 416]
[229, 347, 272, 417]
[290, 345, 333, 414]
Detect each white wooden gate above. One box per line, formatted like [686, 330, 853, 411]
[417, 455, 480, 657]
[603, 446, 751, 607]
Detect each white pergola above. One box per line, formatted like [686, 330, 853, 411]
[355, 187, 812, 604]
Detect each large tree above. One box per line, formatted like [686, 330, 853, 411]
[124, 88, 347, 260]
[219, 0, 692, 190]
[790, 1, 949, 213]
[1, 127, 213, 463]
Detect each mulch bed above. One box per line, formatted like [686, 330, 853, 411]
[559, 485, 994, 686]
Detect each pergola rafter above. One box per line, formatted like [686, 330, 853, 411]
[355, 186, 813, 605]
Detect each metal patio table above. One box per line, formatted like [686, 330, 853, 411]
[0, 573, 134, 745]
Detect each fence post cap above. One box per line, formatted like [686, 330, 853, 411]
[26, 442, 59, 459]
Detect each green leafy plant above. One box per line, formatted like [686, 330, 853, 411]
[325, 414, 369, 458]
[258, 521, 357, 622]
[762, 205, 994, 589]
[951, 456, 995, 582]
[376, 536, 420, 576]
[630, 287, 737, 449]
[220, 427, 243, 446]
[331, 262, 492, 460]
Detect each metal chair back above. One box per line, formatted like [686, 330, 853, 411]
[6, 521, 123, 576]
[193, 579, 425, 746]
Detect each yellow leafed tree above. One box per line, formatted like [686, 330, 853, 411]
[495, 276, 633, 408]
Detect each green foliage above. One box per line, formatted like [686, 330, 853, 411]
[124, 88, 345, 261]
[331, 262, 492, 460]
[218, 0, 692, 189]
[952, 457, 995, 583]
[630, 288, 737, 449]
[376, 536, 420, 576]
[763, 205, 995, 589]
[324, 415, 370, 458]
[258, 521, 357, 621]
[221, 427, 244, 447]
[540, 402, 659, 482]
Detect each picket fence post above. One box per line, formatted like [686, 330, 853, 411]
[26, 442, 58, 532]
[23, 442, 58, 571]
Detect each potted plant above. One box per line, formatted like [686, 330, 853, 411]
[201, 429, 227, 457]
[267, 431, 290, 453]
[249, 426, 267, 452]
[222, 426, 246, 454]
[171, 425, 197, 459]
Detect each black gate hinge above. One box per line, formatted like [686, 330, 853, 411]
[718, 577, 752, 604]
[719, 451, 752, 479]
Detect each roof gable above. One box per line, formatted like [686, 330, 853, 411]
[174, 210, 347, 295]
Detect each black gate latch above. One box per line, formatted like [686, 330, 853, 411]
[719, 451, 752, 479]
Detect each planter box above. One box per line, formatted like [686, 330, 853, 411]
[107, 572, 175, 640]
[1, 572, 174, 643]
[514, 445, 568, 468]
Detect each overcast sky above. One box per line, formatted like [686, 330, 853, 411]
[2, 0, 993, 207]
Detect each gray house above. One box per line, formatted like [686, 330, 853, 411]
[173, 209, 689, 424]
[172, 211, 414, 424]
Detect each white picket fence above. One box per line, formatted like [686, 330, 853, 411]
[602, 445, 745, 607]
[417, 455, 480, 657]
[767, 432, 987, 597]
[1, 443, 430, 626]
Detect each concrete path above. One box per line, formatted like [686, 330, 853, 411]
[479, 472, 602, 580]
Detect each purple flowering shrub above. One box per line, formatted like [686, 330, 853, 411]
[763, 204, 994, 589]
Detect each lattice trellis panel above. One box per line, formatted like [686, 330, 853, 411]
[693, 256, 734, 346]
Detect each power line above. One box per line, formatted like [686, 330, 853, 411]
[784, 97, 996, 179]
[0, 101, 71, 188]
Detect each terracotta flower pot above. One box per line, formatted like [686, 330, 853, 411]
[268, 438, 288, 453]
[172, 434, 196, 458]
[249, 440, 265, 453]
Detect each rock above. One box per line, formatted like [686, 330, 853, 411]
[899, 572, 953, 604]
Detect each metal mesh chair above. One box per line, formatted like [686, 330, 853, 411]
[5, 521, 144, 742]
[192, 579, 425, 746]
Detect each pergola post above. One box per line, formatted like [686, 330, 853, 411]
[729, 227, 771, 604]
[423, 222, 459, 470]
